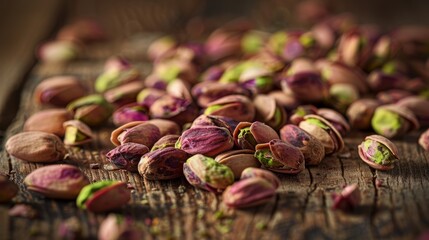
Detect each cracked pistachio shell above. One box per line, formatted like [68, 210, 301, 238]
[317, 108, 350, 136]
[176, 126, 234, 157]
[222, 177, 276, 208]
[103, 81, 145, 107]
[138, 147, 189, 180]
[0, 174, 18, 203]
[346, 98, 380, 130]
[255, 139, 305, 174]
[215, 150, 261, 179]
[204, 95, 255, 122]
[63, 120, 94, 146]
[136, 88, 166, 107]
[149, 95, 199, 126]
[191, 115, 238, 135]
[34, 76, 87, 107]
[151, 134, 180, 151]
[110, 122, 161, 148]
[358, 135, 399, 170]
[191, 81, 251, 108]
[24, 164, 89, 199]
[183, 154, 234, 192]
[419, 129, 429, 152]
[397, 96, 429, 127]
[112, 103, 149, 127]
[24, 109, 73, 137]
[240, 167, 281, 189]
[371, 104, 419, 138]
[280, 124, 325, 166]
[95, 67, 141, 93]
[253, 95, 287, 130]
[76, 181, 130, 213]
[67, 94, 113, 127]
[166, 79, 193, 101]
[106, 143, 150, 172]
[299, 114, 344, 155]
[233, 121, 280, 150]
[6, 131, 66, 163]
[289, 105, 318, 125]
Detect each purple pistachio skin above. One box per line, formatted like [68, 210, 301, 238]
[111, 122, 161, 148]
[281, 72, 328, 103]
[419, 129, 429, 152]
[176, 126, 234, 157]
[191, 115, 239, 135]
[138, 147, 189, 180]
[151, 134, 180, 151]
[332, 184, 361, 211]
[106, 143, 150, 172]
[222, 177, 276, 208]
[232, 121, 280, 150]
[191, 82, 251, 108]
[149, 95, 199, 126]
[317, 108, 350, 136]
[367, 71, 407, 92]
[204, 95, 256, 123]
[240, 167, 281, 189]
[112, 103, 149, 127]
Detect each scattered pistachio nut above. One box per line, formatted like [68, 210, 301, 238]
[0, 174, 19, 203]
[33, 76, 87, 107]
[215, 150, 261, 179]
[240, 167, 281, 189]
[253, 94, 287, 130]
[317, 108, 350, 136]
[110, 121, 161, 148]
[151, 134, 180, 151]
[332, 184, 361, 211]
[63, 120, 94, 146]
[371, 104, 419, 138]
[5, 131, 67, 163]
[346, 98, 380, 130]
[204, 95, 256, 122]
[106, 143, 150, 172]
[76, 180, 130, 213]
[222, 177, 276, 208]
[67, 94, 113, 127]
[24, 164, 89, 199]
[112, 102, 149, 127]
[233, 121, 280, 150]
[24, 109, 73, 137]
[358, 135, 399, 170]
[98, 214, 141, 240]
[138, 147, 189, 180]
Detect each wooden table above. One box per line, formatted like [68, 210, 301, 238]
[1, 1, 429, 239]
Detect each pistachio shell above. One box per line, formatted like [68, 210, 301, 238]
[76, 181, 130, 212]
[418, 129, 429, 152]
[151, 134, 180, 151]
[371, 104, 419, 138]
[397, 96, 429, 127]
[204, 95, 255, 122]
[103, 81, 145, 106]
[253, 95, 287, 130]
[240, 167, 281, 189]
[150, 95, 199, 126]
[147, 119, 181, 136]
[138, 147, 189, 180]
[317, 108, 350, 136]
[346, 98, 380, 130]
[222, 177, 276, 208]
[233, 121, 280, 150]
[191, 115, 238, 135]
[215, 150, 261, 179]
[358, 135, 399, 170]
[63, 120, 94, 146]
[111, 122, 161, 148]
[106, 143, 150, 172]
[34, 76, 87, 107]
[24, 109, 73, 137]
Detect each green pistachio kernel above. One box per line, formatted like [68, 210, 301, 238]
[204, 104, 224, 115]
[158, 65, 181, 82]
[64, 127, 87, 144]
[255, 149, 283, 168]
[255, 76, 273, 89]
[269, 32, 287, 55]
[242, 33, 263, 54]
[76, 180, 117, 209]
[371, 108, 403, 137]
[299, 34, 315, 47]
[219, 63, 247, 83]
[306, 118, 330, 130]
[362, 139, 396, 165]
[272, 108, 283, 127]
[67, 94, 110, 111]
[203, 157, 234, 186]
[238, 127, 257, 146]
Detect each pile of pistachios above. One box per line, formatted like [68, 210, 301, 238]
[3, 2, 429, 236]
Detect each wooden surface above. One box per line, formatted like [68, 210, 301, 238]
[1, 1, 429, 239]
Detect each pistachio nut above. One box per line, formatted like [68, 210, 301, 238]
[255, 139, 305, 174]
[376, 89, 412, 104]
[76, 180, 131, 212]
[106, 143, 150, 172]
[268, 90, 301, 112]
[95, 66, 141, 93]
[98, 214, 141, 240]
[204, 95, 255, 122]
[67, 94, 113, 127]
[280, 124, 325, 166]
[215, 150, 261, 179]
[191, 114, 238, 135]
[38, 40, 80, 63]
[166, 79, 193, 102]
[367, 70, 406, 92]
[298, 114, 344, 155]
[371, 104, 419, 138]
[336, 29, 371, 67]
[63, 120, 94, 146]
[267, 31, 320, 62]
[6, 131, 66, 163]
[138, 147, 189, 180]
[152, 59, 198, 85]
[183, 154, 234, 192]
[397, 96, 429, 127]
[327, 83, 360, 113]
[147, 36, 177, 61]
[241, 30, 267, 55]
[238, 62, 274, 94]
[110, 122, 161, 148]
[176, 126, 234, 157]
[200, 65, 225, 82]
[0, 174, 18, 203]
[34, 76, 87, 107]
[346, 98, 380, 130]
[149, 95, 199, 126]
[103, 56, 132, 72]
[232, 121, 280, 150]
[136, 88, 166, 107]
[147, 119, 181, 136]
[332, 184, 361, 211]
[317, 108, 350, 136]
[205, 28, 242, 61]
[240, 167, 281, 189]
[253, 95, 287, 130]
[418, 128, 429, 152]
[222, 177, 276, 208]
[24, 109, 73, 137]
[103, 81, 145, 107]
[112, 102, 149, 127]
[151, 134, 180, 151]
[24, 164, 89, 199]
[358, 135, 399, 170]
[191, 81, 250, 108]
[289, 105, 318, 125]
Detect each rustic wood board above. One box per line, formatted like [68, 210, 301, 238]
[1, 1, 429, 239]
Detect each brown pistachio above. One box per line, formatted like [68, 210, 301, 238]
[0, 174, 18, 203]
[147, 36, 177, 61]
[418, 128, 429, 152]
[110, 122, 161, 148]
[24, 164, 89, 199]
[106, 143, 150, 172]
[299, 114, 344, 155]
[233, 121, 280, 150]
[103, 81, 145, 107]
[204, 95, 255, 122]
[215, 150, 261, 179]
[376, 89, 412, 104]
[63, 120, 94, 146]
[34, 76, 87, 107]
[358, 135, 399, 170]
[147, 119, 181, 136]
[151, 134, 180, 151]
[112, 103, 149, 127]
[138, 147, 189, 180]
[6, 131, 67, 163]
[371, 104, 419, 138]
[397, 96, 429, 127]
[222, 177, 276, 208]
[346, 98, 380, 130]
[24, 109, 72, 137]
[166, 79, 193, 101]
[253, 95, 287, 130]
[268, 90, 301, 112]
[240, 167, 281, 189]
[280, 124, 325, 166]
[149, 95, 199, 126]
[176, 126, 234, 157]
[317, 108, 350, 136]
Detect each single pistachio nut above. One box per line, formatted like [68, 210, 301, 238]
[299, 114, 344, 155]
[104, 81, 145, 107]
[112, 103, 149, 127]
[110, 122, 161, 148]
[34, 76, 87, 107]
[0, 174, 19, 203]
[166, 79, 193, 102]
[215, 150, 261, 179]
[268, 90, 301, 112]
[136, 88, 166, 107]
[147, 119, 181, 136]
[24, 164, 89, 199]
[205, 28, 243, 61]
[149, 95, 199, 126]
[346, 98, 380, 130]
[358, 135, 399, 170]
[38, 40, 80, 63]
[327, 83, 360, 113]
[76, 180, 131, 213]
[332, 184, 361, 211]
[317, 108, 350, 136]
[6, 131, 66, 163]
[63, 120, 94, 146]
[95, 66, 141, 93]
[253, 95, 287, 130]
[371, 104, 419, 138]
[151, 134, 180, 151]
[24, 109, 73, 137]
[67, 94, 113, 127]
[255, 139, 305, 174]
[191, 114, 238, 136]
[138, 147, 189, 180]
[153, 59, 198, 85]
[191, 81, 251, 108]
[232, 121, 280, 150]
[376, 89, 412, 104]
[183, 154, 234, 192]
[147, 36, 177, 61]
[418, 129, 429, 152]
[176, 126, 234, 157]
[289, 105, 318, 125]
[98, 214, 141, 240]
[267, 31, 320, 62]
[222, 177, 276, 208]
[240, 167, 281, 189]
[238, 63, 274, 94]
[106, 143, 150, 172]
[280, 124, 325, 166]
[397, 96, 429, 127]
[204, 95, 255, 122]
